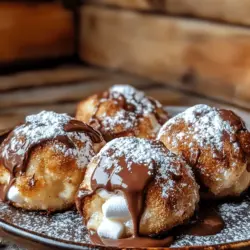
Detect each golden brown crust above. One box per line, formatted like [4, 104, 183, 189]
[0, 111, 102, 211]
[158, 104, 250, 198]
[77, 137, 199, 237]
[76, 85, 168, 141]
[5, 140, 86, 211]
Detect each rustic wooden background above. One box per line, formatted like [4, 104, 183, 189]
[1, 64, 250, 131]
[0, 2, 74, 63]
[1, 0, 250, 127]
[79, 0, 250, 110]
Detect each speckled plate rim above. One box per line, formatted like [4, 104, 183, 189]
[1, 105, 250, 250]
[1, 217, 250, 250]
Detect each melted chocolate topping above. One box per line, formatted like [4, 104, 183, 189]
[64, 119, 102, 143]
[77, 150, 173, 247]
[76, 138, 204, 248]
[0, 111, 103, 202]
[88, 85, 168, 141]
[92, 155, 154, 237]
[0, 128, 13, 145]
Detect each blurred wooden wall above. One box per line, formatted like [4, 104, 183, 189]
[79, 1, 250, 109]
[0, 1, 74, 64]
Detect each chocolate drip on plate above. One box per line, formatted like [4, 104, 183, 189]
[90, 232, 174, 248]
[179, 202, 224, 236]
[90, 154, 155, 238]
[77, 150, 160, 247]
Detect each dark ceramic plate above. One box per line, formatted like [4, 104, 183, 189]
[1, 106, 250, 250]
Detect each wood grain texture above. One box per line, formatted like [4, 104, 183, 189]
[0, 66, 111, 91]
[0, 2, 74, 63]
[0, 64, 249, 131]
[0, 87, 219, 131]
[0, 65, 153, 109]
[79, 5, 250, 109]
[91, 0, 250, 26]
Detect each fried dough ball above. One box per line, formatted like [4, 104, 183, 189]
[76, 137, 199, 240]
[158, 104, 250, 198]
[0, 111, 103, 211]
[76, 85, 168, 141]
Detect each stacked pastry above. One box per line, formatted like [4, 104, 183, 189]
[1, 85, 250, 248]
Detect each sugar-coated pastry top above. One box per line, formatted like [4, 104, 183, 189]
[0, 111, 103, 210]
[77, 137, 199, 247]
[78, 137, 197, 206]
[101, 85, 167, 130]
[158, 104, 250, 197]
[0, 111, 102, 174]
[159, 104, 243, 155]
[76, 85, 169, 141]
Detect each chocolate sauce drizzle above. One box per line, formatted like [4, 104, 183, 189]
[77, 150, 173, 247]
[88, 85, 168, 141]
[76, 137, 225, 248]
[0, 111, 103, 202]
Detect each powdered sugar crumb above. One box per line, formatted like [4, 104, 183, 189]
[101, 110, 137, 131]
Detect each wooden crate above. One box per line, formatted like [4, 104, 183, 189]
[79, 2, 250, 110]
[0, 2, 74, 63]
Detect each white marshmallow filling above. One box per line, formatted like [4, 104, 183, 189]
[7, 186, 24, 204]
[88, 190, 132, 240]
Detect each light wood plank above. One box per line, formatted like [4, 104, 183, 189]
[0, 86, 224, 131]
[0, 103, 77, 116]
[0, 2, 74, 63]
[91, 0, 250, 26]
[0, 66, 108, 91]
[0, 64, 249, 131]
[1, 87, 249, 130]
[0, 65, 154, 91]
[79, 5, 250, 109]
[0, 68, 153, 108]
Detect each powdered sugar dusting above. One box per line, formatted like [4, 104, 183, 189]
[0, 203, 88, 243]
[172, 195, 250, 247]
[1, 195, 250, 247]
[1, 111, 95, 169]
[98, 85, 160, 132]
[101, 110, 137, 131]
[110, 85, 155, 115]
[93, 137, 196, 199]
[158, 104, 240, 156]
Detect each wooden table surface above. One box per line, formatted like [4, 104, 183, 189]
[1, 64, 249, 131]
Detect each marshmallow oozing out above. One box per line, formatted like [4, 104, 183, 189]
[97, 218, 125, 240]
[90, 193, 132, 240]
[102, 195, 130, 221]
[7, 186, 24, 204]
[79, 137, 199, 240]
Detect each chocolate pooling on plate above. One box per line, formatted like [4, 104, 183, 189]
[77, 137, 200, 247]
[0, 111, 103, 201]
